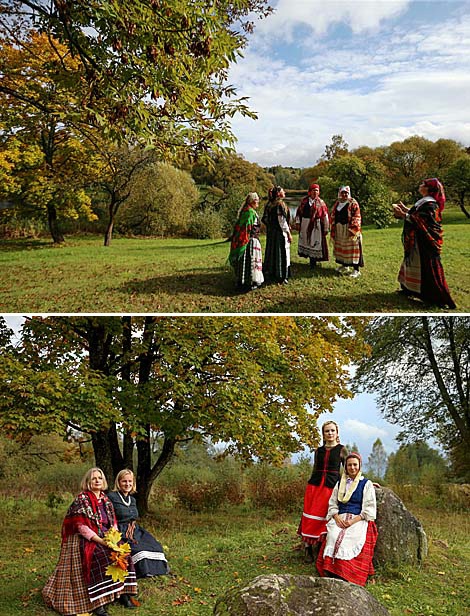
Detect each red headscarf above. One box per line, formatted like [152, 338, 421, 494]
[309, 183, 320, 191]
[422, 178, 446, 213]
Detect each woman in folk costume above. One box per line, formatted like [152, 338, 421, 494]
[108, 469, 170, 579]
[229, 192, 264, 291]
[316, 453, 378, 587]
[43, 468, 138, 616]
[262, 185, 292, 284]
[298, 421, 347, 562]
[330, 185, 364, 278]
[295, 183, 330, 268]
[392, 178, 455, 308]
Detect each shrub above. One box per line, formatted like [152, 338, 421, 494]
[245, 463, 306, 513]
[174, 480, 226, 512]
[187, 207, 224, 239]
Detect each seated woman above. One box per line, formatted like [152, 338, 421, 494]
[43, 467, 138, 616]
[316, 453, 377, 586]
[108, 469, 170, 578]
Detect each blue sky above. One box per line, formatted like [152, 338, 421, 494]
[229, 0, 470, 167]
[3, 314, 404, 464]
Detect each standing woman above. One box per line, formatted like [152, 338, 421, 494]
[108, 469, 170, 578]
[262, 185, 292, 284]
[228, 192, 264, 291]
[298, 421, 347, 562]
[392, 177, 456, 308]
[295, 183, 330, 268]
[316, 453, 378, 587]
[330, 186, 364, 278]
[43, 467, 138, 616]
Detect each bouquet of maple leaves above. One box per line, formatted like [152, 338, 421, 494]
[103, 528, 132, 583]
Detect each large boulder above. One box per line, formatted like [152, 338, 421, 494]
[374, 486, 428, 567]
[213, 575, 389, 616]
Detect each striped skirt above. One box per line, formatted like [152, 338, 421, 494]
[298, 483, 333, 544]
[333, 223, 363, 267]
[316, 517, 378, 586]
[43, 535, 137, 615]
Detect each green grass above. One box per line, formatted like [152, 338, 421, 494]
[1, 497, 468, 616]
[1, 208, 468, 313]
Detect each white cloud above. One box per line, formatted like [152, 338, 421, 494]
[343, 419, 388, 439]
[229, 5, 470, 166]
[257, 0, 410, 37]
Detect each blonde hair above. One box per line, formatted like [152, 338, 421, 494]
[114, 468, 137, 494]
[321, 421, 340, 445]
[80, 467, 108, 492]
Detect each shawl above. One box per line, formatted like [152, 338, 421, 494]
[338, 453, 363, 504]
[229, 205, 258, 266]
[337, 472, 364, 503]
[402, 196, 444, 262]
[62, 490, 116, 583]
[330, 198, 361, 239]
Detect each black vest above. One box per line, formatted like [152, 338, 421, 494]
[308, 444, 344, 489]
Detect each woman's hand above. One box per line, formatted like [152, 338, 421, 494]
[334, 515, 348, 529]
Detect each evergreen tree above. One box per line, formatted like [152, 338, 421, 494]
[366, 438, 388, 480]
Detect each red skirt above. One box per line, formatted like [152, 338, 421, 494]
[316, 521, 378, 586]
[298, 483, 333, 544]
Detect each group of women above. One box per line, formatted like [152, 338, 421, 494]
[229, 177, 455, 309]
[298, 420, 378, 587]
[43, 422, 377, 616]
[43, 468, 169, 616]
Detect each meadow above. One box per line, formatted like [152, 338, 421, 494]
[2, 493, 469, 616]
[1, 209, 468, 313]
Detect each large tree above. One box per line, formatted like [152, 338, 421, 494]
[445, 156, 470, 219]
[0, 0, 272, 154]
[354, 317, 470, 476]
[0, 31, 98, 242]
[0, 315, 367, 513]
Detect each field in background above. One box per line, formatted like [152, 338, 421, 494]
[1, 209, 468, 313]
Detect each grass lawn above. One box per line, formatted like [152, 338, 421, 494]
[1, 209, 468, 313]
[2, 497, 469, 616]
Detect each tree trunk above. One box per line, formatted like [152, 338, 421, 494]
[47, 202, 65, 243]
[459, 194, 470, 218]
[104, 218, 114, 246]
[121, 317, 135, 469]
[136, 434, 176, 515]
[92, 429, 115, 485]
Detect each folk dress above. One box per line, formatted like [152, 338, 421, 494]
[316, 477, 377, 586]
[262, 199, 291, 281]
[108, 491, 169, 578]
[42, 491, 137, 615]
[229, 205, 264, 290]
[330, 199, 364, 268]
[298, 444, 347, 545]
[398, 196, 455, 308]
[295, 196, 330, 262]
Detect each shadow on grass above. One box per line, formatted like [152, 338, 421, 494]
[260, 290, 448, 313]
[117, 267, 235, 299]
[0, 238, 53, 251]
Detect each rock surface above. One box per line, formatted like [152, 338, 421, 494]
[213, 575, 389, 616]
[374, 486, 428, 567]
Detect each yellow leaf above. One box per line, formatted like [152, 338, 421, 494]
[105, 563, 129, 584]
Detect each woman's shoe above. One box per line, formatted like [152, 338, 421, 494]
[93, 606, 109, 616]
[119, 594, 137, 609]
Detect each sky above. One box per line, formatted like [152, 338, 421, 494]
[228, 0, 470, 167]
[3, 314, 404, 465]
